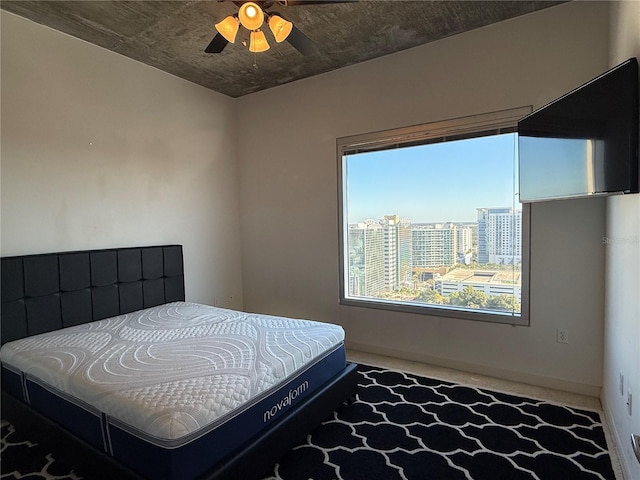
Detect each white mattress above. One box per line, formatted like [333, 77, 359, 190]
[0, 302, 345, 446]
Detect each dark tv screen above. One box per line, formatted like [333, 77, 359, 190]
[518, 58, 638, 202]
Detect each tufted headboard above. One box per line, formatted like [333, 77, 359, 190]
[1, 245, 185, 345]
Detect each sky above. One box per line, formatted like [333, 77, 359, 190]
[343, 133, 519, 224]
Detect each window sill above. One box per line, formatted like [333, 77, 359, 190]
[339, 297, 529, 326]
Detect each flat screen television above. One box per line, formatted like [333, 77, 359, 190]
[518, 57, 638, 203]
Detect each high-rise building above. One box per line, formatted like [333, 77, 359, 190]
[412, 223, 457, 267]
[397, 218, 413, 287]
[382, 216, 398, 291]
[476, 207, 522, 265]
[348, 216, 412, 296]
[456, 224, 474, 264]
[381, 215, 413, 290]
[347, 220, 385, 296]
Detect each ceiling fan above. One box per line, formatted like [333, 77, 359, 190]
[205, 1, 353, 56]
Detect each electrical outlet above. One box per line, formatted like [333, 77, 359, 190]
[557, 328, 569, 344]
[214, 298, 221, 307]
[620, 374, 624, 396]
[627, 390, 633, 416]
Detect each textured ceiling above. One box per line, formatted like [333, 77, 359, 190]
[1, 1, 565, 98]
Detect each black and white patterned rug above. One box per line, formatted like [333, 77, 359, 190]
[1, 364, 616, 480]
[1, 420, 83, 480]
[267, 365, 616, 480]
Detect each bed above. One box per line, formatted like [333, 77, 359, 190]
[0, 245, 358, 480]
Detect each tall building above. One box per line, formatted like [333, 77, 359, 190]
[348, 216, 412, 297]
[382, 216, 398, 291]
[476, 207, 522, 265]
[397, 218, 413, 287]
[381, 215, 413, 290]
[456, 224, 474, 264]
[347, 220, 385, 296]
[412, 223, 457, 267]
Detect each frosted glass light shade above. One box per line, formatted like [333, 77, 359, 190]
[249, 30, 270, 52]
[238, 2, 264, 31]
[268, 15, 293, 43]
[215, 16, 239, 43]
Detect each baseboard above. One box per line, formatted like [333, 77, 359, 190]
[601, 396, 635, 480]
[346, 341, 602, 398]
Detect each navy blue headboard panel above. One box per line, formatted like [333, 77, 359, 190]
[1, 245, 185, 345]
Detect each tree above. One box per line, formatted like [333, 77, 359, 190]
[448, 286, 488, 308]
[487, 294, 520, 312]
[417, 287, 444, 304]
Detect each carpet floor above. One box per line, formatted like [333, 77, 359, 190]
[1, 364, 616, 480]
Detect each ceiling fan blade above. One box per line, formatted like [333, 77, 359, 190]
[286, 24, 320, 56]
[205, 33, 229, 53]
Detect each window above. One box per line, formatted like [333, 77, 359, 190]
[337, 107, 531, 325]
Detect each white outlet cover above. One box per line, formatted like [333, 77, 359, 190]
[557, 329, 569, 344]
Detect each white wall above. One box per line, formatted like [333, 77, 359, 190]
[0, 12, 244, 308]
[3, 1, 634, 472]
[604, 2, 640, 479]
[237, 1, 610, 395]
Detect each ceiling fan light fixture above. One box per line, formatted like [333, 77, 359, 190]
[215, 15, 240, 43]
[249, 30, 270, 52]
[238, 2, 265, 31]
[268, 14, 293, 43]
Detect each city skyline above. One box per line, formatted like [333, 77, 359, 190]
[346, 207, 522, 313]
[343, 133, 519, 224]
[347, 207, 522, 267]
[347, 213, 521, 227]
